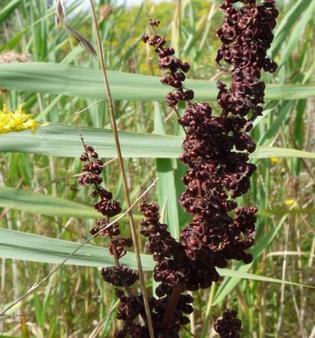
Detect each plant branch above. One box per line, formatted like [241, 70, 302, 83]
[161, 282, 183, 332]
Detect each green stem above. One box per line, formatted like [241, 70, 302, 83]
[201, 282, 216, 338]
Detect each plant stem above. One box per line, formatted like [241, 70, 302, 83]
[161, 282, 183, 332]
[201, 282, 216, 338]
[171, 0, 181, 54]
[88, 2, 155, 337]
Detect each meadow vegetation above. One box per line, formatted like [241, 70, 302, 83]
[0, 0, 314, 337]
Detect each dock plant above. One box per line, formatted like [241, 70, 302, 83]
[2, 0, 314, 337]
[79, 0, 279, 337]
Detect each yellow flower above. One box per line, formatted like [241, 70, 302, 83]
[285, 198, 296, 207]
[271, 157, 281, 164]
[0, 105, 39, 134]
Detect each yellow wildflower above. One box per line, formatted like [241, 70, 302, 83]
[271, 157, 281, 164]
[0, 105, 39, 134]
[285, 198, 296, 207]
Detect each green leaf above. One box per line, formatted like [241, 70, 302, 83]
[271, 0, 314, 57]
[277, 1, 315, 67]
[154, 103, 180, 239]
[0, 186, 98, 218]
[2, 185, 308, 220]
[0, 63, 314, 101]
[0, 124, 182, 158]
[258, 101, 294, 146]
[0, 0, 22, 24]
[250, 147, 315, 159]
[0, 228, 153, 271]
[217, 268, 309, 288]
[1, 228, 312, 289]
[1, 124, 314, 160]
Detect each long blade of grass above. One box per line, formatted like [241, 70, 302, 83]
[0, 228, 153, 271]
[0, 186, 98, 218]
[1, 185, 310, 219]
[249, 147, 315, 159]
[1, 124, 314, 160]
[0, 0, 22, 24]
[1, 228, 312, 289]
[271, 0, 314, 57]
[0, 124, 182, 158]
[154, 103, 180, 239]
[0, 63, 314, 101]
[277, 1, 315, 67]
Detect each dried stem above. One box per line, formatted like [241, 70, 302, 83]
[161, 282, 183, 332]
[88, 1, 155, 337]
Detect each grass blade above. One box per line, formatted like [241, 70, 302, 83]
[0, 186, 98, 218]
[271, 0, 314, 57]
[0, 124, 314, 160]
[0, 0, 22, 24]
[0, 63, 314, 101]
[1, 228, 312, 289]
[0, 228, 153, 271]
[154, 103, 180, 239]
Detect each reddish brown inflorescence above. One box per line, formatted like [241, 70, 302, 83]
[179, 0, 278, 269]
[79, 144, 138, 288]
[113, 201, 196, 337]
[214, 309, 242, 338]
[141, 0, 278, 336]
[143, 18, 193, 109]
[79, 1, 278, 336]
[140, 201, 220, 293]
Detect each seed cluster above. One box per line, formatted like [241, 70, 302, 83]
[141, 201, 219, 292]
[179, 0, 278, 268]
[78, 0, 278, 335]
[179, 102, 257, 266]
[214, 309, 242, 338]
[216, 0, 278, 120]
[143, 19, 193, 108]
[142, 0, 278, 335]
[115, 290, 194, 338]
[114, 202, 195, 337]
[79, 144, 138, 288]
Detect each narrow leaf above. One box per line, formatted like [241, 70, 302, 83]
[0, 228, 153, 271]
[0, 228, 312, 289]
[0, 63, 314, 101]
[0, 186, 98, 218]
[154, 103, 180, 239]
[0, 0, 22, 24]
[0, 124, 314, 160]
